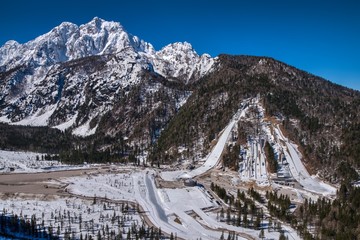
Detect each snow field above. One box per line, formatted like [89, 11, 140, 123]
[65, 171, 137, 201]
[0, 97, 331, 240]
[0, 195, 142, 239]
[65, 171, 254, 239]
[0, 150, 64, 173]
[11, 104, 57, 127]
[65, 171, 215, 239]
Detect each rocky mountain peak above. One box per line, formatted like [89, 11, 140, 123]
[154, 41, 214, 83]
[0, 18, 215, 134]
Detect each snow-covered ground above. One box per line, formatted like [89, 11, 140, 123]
[234, 99, 270, 186]
[0, 150, 62, 173]
[64, 170, 294, 239]
[65, 171, 224, 239]
[274, 126, 336, 196]
[72, 117, 99, 137]
[0, 195, 142, 239]
[0, 150, 90, 173]
[10, 105, 57, 127]
[0, 97, 330, 239]
[235, 99, 336, 197]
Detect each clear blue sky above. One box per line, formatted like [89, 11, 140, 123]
[1, 0, 360, 90]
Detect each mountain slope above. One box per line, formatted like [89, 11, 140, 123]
[0, 18, 214, 138]
[1, 19, 359, 181]
[151, 55, 360, 181]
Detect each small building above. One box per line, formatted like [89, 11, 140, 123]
[184, 178, 197, 187]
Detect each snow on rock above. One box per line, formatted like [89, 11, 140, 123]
[11, 104, 57, 126]
[53, 113, 78, 131]
[0, 17, 153, 69]
[154, 42, 215, 83]
[72, 118, 98, 137]
[0, 18, 215, 134]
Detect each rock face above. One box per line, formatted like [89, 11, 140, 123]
[0, 17, 214, 137]
[154, 42, 214, 83]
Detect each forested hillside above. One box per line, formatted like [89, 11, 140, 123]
[1, 54, 359, 181]
[151, 55, 360, 182]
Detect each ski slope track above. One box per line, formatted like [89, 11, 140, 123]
[162, 102, 250, 181]
[274, 126, 336, 196]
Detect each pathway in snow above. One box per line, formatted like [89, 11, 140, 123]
[145, 174, 168, 222]
[188, 119, 237, 178]
[136, 173, 237, 239]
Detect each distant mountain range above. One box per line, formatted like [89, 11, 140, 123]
[0, 17, 359, 181]
[0, 17, 213, 134]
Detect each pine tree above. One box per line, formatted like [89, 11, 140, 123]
[243, 213, 248, 228]
[236, 210, 241, 226]
[259, 229, 265, 239]
[226, 208, 231, 223]
[93, 195, 97, 205]
[268, 218, 272, 232]
[255, 214, 261, 230]
[279, 231, 286, 240]
[220, 231, 224, 240]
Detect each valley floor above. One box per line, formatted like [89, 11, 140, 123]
[0, 99, 337, 239]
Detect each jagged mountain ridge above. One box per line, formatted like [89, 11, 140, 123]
[0, 17, 214, 137]
[0, 17, 213, 76]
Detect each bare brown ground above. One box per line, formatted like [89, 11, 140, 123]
[0, 167, 105, 196]
[155, 176, 184, 189]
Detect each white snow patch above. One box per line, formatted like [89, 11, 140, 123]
[0, 116, 11, 123]
[72, 118, 98, 137]
[0, 150, 65, 173]
[12, 105, 57, 126]
[53, 113, 78, 131]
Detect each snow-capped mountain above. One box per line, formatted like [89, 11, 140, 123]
[0, 17, 214, 136]
[154, 42, 214, 83]
[0, 17, 154, 69]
